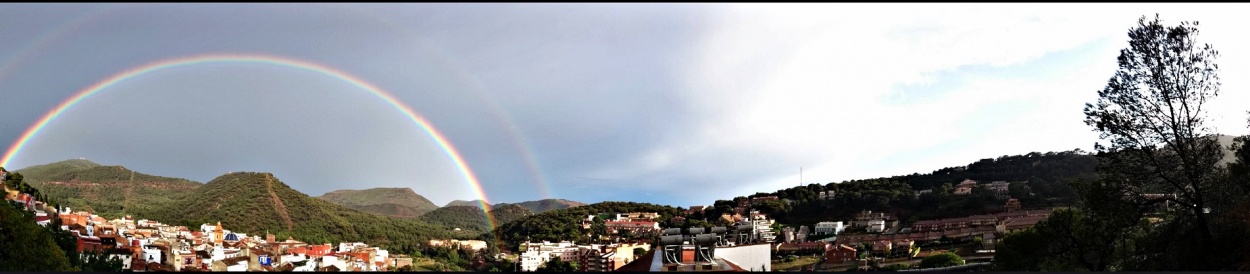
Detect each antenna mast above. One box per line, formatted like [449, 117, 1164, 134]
[800, 167, 803, 187]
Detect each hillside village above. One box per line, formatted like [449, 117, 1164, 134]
[5, 163, 1071, 272]
[6, 182, 415, 271]
[507, 179, 1060, 272]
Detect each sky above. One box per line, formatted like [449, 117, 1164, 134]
[0, 4, 1248, 208]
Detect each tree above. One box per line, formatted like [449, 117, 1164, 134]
[994, 228, 1045, 271]
[1082, 14, 1231, 270]
[918, 252, 963, 268]
[0, 202, 76, 271]
[535, 257, 576, 272]
[1228, 114, 1250, 194]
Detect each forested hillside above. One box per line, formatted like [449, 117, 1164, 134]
[318, 187, 440, 218]
[17, 160, 201, 219]
[695, 149, 1098, 226]
[418, 204, 533, 233]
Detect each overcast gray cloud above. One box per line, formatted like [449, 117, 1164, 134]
[2, 4, 1248, 207]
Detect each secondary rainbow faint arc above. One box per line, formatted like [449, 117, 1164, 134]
[0, 53, 500, 230]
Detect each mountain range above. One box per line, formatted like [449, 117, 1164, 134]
[441, 198, 587, 214]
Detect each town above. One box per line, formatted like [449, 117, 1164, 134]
[7, 167, 1062, 272]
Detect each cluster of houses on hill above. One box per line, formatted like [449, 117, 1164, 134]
[658, 179, 1056, 271]
[5, 184, 422, 272]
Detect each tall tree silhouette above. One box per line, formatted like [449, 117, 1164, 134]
[1082, 13, 1229, 270]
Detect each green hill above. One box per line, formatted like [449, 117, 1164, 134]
[445, 200, 489, 208]
[16, 160, 201, 219]
[142, 172, 464, 254]
[318, 188, 439, 218]
[494, 199, 586, 214]
[15, 159, 101, 180]
[418, 204, 533, 233]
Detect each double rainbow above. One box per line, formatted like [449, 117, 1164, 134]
[0, 53, 501, 231]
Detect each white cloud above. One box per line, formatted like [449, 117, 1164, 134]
[654, 4, 1250, 202]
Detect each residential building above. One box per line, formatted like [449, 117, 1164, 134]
[870, 240, 892, 257]
[618, 212, 661, 221]
[852, 211, 892, 227]
[954, 179, 977, 195]
[866, 220, 886, 233]
[989, 181, 1010, 199]
[892, 240, 916, 258]
[429, 239, 488, 251]
[744, 218, 776, 244]
[781, 227, 796, 243]
[518, 241, 578, 272]
[604, 220, 660, 235]
[824, 244, 857, 264]
[1004, 198, 1022, 213]
[910, 215, 998, 233]
[389, 255, 413, 270]
[577, 248, 616, 272]
[685, 206, 706, 216]
[582, 215, 596, 230]
[748, 209, 770, 221]
[981, 233, 996, 250]
[818, 190, 837, 200]
[669, 216, 686, 226]
[957, 179, 978, 188]
[814, 222, 846, 235]
[954, 187, 972, 195]
[612, 243, 649, 267]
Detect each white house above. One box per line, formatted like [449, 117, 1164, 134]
[867, 220, 886, 233]
[814, 221, 846, 235]
[281, 254, 308, 265]
[338, 242, 366, 253]
[519, 250, 544, 272]
[374, 249, 389, 266]
[142, 246, 163, 264]
[320, 256, 347, 272]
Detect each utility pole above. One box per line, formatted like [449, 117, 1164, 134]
[800, 167, 803, 187]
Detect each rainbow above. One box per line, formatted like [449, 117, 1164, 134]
[0, 53, 501, 231]
[334, 4, 556, 200]
[3, 3, 555, 210]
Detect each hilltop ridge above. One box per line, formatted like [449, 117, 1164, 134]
[318, 187, 440, 218]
